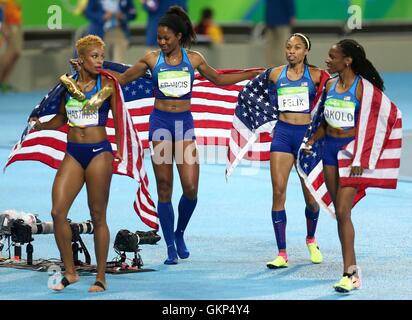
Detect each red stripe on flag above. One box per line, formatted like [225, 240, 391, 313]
[340, 177, 398, 189]
[385, 138, 402, 149]
[360, 86, 382, 168]
[321, 192, 332, 207]
[339, 158, 400, 169]
[194, 120, 233, 129]
[6, 152, 61, 169]
[192, 92, 239, 103]
[312, 171, 325, 191]
[22, 136, 67, 151]
[191, 105, 236, 115]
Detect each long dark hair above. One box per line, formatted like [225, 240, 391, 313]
[288, 33, 315, 66]
[158, 6, 196, 48]
[337, 39, 384, 91]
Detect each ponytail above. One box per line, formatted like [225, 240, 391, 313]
[337, 39, 384, 91]
[354, 58, 384, 91]
[159, 5, 196, 48]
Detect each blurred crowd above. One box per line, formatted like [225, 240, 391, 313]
[0, 0, 298, 92]
[0, 0, 22, 92]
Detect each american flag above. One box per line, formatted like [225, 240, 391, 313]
[296, 77, 402, 217]
[226, 68, 330, 177]
[5, 62, 260, 230]
[226, 69, 276, 176]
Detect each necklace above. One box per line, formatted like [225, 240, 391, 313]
[78, 79, 95, 91]
[288, 65, 304, 78]
[339, 78, 353, 89]
[166, 53, 181, 64]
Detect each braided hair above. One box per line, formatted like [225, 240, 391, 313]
[337, 39, 384, 91]
[158, 6, 196, 48]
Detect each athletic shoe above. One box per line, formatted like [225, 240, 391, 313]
[333, 275, 361, 293]
[60, 74, 85, 101]
[306, 241, 323, 264]
[86, 85, 113, 112]
[266, 255, 288, 269]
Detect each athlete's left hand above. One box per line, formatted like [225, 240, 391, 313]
[70, 58, 81, 72]
[350, 166, 363, 176]
[114, 152, 123, 162]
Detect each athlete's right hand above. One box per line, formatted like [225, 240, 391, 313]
[302, 139, 314, 155]
[70, 58, 81, 72]
[28, 117, 42, 131]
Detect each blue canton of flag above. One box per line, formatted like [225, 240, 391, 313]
[29, 85, 65, 119]
[226, 68, 278, 176]
[235, 68, 277, 132]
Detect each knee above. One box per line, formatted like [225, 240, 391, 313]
[50, 209, 67, 223]
[273, 187, 286, 204]
[335, 206, 351, 223]
[306, 202, 319, 213]
[89, 211, 107, 227]
[182, 185, 198, 200]
[157, 180, 173, 202]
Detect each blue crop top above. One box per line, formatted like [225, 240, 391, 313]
[152, 48, 195, 100]
[65, 74, 110, 128]
[324, 76, 361, 130]
[270, 64, 316, 114]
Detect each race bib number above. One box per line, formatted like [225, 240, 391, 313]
[277, 87, 310, 112]
[66, 98, 98, 127]
[324, 98, 356, 129]
[158, 71, 191, 98]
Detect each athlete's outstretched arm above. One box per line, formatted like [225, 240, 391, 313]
[107, 51, 158, 86]
[70, 51, 155, 86]
[193, 51, 262, 86]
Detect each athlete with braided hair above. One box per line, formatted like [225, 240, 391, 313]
[304, 39, 386, 293]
